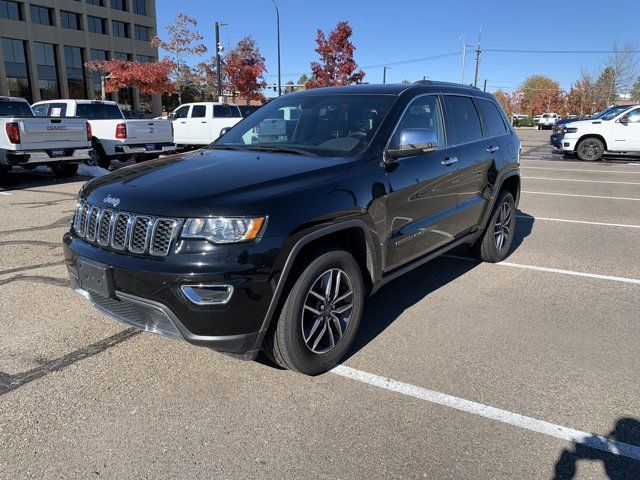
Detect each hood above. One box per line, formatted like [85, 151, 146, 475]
[81, 148, 351, 217]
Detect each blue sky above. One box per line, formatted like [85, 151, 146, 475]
[155, 0, 638, 97]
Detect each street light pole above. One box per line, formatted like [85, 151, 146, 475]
[215, 21, 227, 102]
[272, 0, 281, 96]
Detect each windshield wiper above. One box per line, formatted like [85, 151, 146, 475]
[245, 145, 315, 156]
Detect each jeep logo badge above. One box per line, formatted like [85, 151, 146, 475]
[103, 195, 120, 207]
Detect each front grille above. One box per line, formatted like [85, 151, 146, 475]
[73, 202, 180, 257]
[90, 292, 181, 339]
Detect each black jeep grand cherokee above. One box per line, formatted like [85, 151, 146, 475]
[64, 81, 521, 375]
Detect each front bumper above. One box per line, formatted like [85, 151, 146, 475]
[1, 148, 91, 166]
[560, 136, 579, 151]
[63, 232, 285, 357]
[117, 143, 177, 155]
[550, 133, 563, 148]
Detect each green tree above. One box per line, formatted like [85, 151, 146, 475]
[595, 66, 617, 108]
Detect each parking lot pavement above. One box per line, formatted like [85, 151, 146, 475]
[1, 130, 640, 479]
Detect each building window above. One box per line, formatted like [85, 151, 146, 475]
[86, 0, 103, 6]
[34, 42, 60, 100]
[137, 55, 154, 63]
[134, 25, 150, 41]
[0, 0, 22, 20]
[87, 16, 106, 34]
[117, 87, 133, 111]
[30, 5, 54, 25]
[111, 0, 126, 11]
[132, 0, 146, 15]
[138, 92, 152, 115]
[2, 38, 31, 102]
[112, 20, 129, 38]
[60, 11, 81, 30]
[90, 49, 110, 100]
[114, 51, 131, 61]
[64, 46, 86, 99]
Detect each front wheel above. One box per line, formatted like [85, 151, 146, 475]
[263, 249, 364, 375]
[470, 191, 516, 263]
[51, 163, 78, 178]
[576, 137, 604, 161]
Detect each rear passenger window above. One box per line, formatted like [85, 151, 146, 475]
[444, 96, 483, 144]
[191, 105, 206, 118]
[393, 95, 445, 148]
[47, 103, 67, 117]
[477, 99, 508, 137]
[213, 105, 241, 118]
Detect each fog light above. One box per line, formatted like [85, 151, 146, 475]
[181, 285, 234, 305]
[564, 142, 570, 147]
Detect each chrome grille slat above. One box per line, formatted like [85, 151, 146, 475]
[72, 202, 180, 257]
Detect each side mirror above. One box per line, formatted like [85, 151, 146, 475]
[386, 128, 438, 162]
[219, 127, 231, 137]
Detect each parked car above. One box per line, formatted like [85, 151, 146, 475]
[171, 102, 243, 147]
[536, 113, 559, 130]
[63, 81, 521, 375]
[32, 100, 176, 169]
[550, 105, 632, 148]
[1, 96, 91, 178]
[558, 104, 640, 161]
[238, 105, 261, 117]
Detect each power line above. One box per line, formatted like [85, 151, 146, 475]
[484, 48, 640, 54]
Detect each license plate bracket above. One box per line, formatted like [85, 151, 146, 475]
[145, 144, 156, 151]
[77, 258, 114, 298]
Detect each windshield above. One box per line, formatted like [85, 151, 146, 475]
[214, 94, 396, 157]
[598, 105, 633, 121]
[0, 101, 33, 117]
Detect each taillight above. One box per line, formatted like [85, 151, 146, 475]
[115, 123, 127, 139]
[5, 122, 20, 144]
[86, 122, 92, 141]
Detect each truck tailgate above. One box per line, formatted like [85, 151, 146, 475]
[125, 120, 173, 143]
[18, 117, 89, 149]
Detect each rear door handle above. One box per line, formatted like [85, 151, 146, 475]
[180, 121, 187, 124]
[441, 156, 458, 166]
[487, 145, 500, 153]
[201, 121, 207, 124]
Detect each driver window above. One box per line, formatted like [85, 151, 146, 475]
[394, 96, 445, 147]
[174, 105, 189, 119]
[627, 109, 640, 123]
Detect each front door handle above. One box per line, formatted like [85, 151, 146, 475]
[487, 145, 500, 153]
[441, 156, 458, 166]
[180, 121, 187, 124]
[201, 121, 207, 124]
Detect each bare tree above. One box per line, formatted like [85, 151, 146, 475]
[601, 42, 639, 102]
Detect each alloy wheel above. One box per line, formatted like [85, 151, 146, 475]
[581, 141, 600, 160]
[301, 268, 354, 354]
[494, 201, 512, 251]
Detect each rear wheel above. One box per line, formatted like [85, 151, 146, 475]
[263, 249, 364, 375]
[86, 144, 110, 169]
[51, 163, 78, 178]
[576, 137, 604, 161]
[471, 191, 516, 263]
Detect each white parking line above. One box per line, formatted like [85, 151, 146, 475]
[522, 166, 640, 175]
[332, 365, 640, 461]
[443, 255, 640, 285]
[0, 191, 10, 196]
[522, 191, 640, 202]
[516, 215, 640, 229]
[524, 176, 640, 185]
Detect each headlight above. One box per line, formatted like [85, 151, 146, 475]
[565, 127, 578, 134]
[181, 216, 266, 244]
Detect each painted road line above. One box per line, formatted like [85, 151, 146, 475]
[443, 254, 640, 286]
[522, 166, 640, 174]
[0, 191, 10, 196]
[332, 365, 640, 461]
[522, 191, 640, 202]
[524, 176, 640, 185]
[516, 215, 640, 229]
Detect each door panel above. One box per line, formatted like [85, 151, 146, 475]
[610, 108, 640, 151]
[187, 104, 210, 144]
[171, 105, 190, 144]
[384, 95, 459, 271]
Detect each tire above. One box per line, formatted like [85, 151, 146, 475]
[470, 191, 516, 263]
[51, 163, 78, 178]
[263, 249, 364, 375]
[86, 144, 110, 169]
[576, 137, 604, 162]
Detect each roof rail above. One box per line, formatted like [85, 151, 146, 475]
[413, 80, 480, 90]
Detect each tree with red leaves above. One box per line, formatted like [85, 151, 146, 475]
[85, 58, 175, 95]
[151, 13, 207, 102]
[224, 36, 267, 103]
[307, 21, 365, 89]
[493, 90, 514, 120]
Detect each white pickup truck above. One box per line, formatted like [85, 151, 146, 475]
[536, 113, 559, 130]
[0, 96, 91, 178]
[32, 100, 176, 168]
[559, 104, 640, 161]
[171, 102, 243, 147]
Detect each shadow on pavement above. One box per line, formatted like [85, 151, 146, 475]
[553, 418, 640, 479]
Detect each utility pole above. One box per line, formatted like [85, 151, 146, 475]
[272, 0, 281, 96]
[215, 21, 227, 102]
[460, 35, 466, 84]
[383, 66, 389, 84]
[483, 79, 487, 92]
[473, 26, 482, 88]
